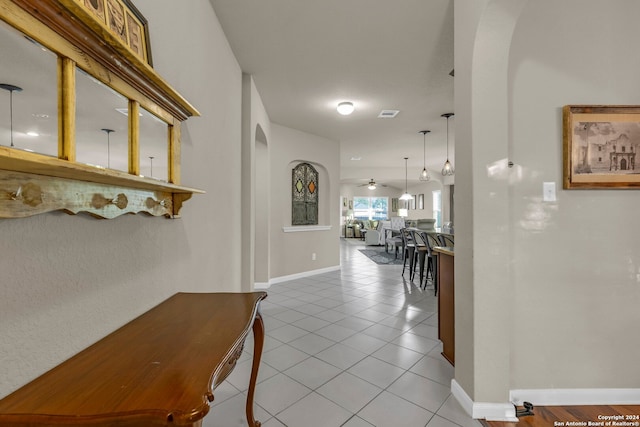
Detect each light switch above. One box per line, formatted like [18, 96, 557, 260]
[543, 182, 556, 202]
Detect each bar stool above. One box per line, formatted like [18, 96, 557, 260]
[400, 228, 415, 277]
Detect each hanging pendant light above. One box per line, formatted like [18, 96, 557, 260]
[441, 113, 455, 176]
[101, 128, 114, 169]
[419, 130, 431, 181]
[399, 157, 413, 200]
[1, 83, 23, 147]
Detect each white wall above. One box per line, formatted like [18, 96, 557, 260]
[241, 74, 271, 290]
[509, 0, 640, 390]
[454, 0, 640, 411]
[0, 0, 243, 397]
[269, 124, 340, 279]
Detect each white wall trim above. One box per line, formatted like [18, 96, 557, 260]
[282, 225, 332, 233]
[254, 282, 270, 290]
[510, 389, 640, 406]
[451, 380, 518, 422]
[266, 265, 341, 285]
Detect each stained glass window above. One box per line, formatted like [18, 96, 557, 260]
[292, 162, 318, 225]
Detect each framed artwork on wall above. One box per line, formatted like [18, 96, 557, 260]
[564, 105, 640, 189]
[292, 162, 318, 225]
[74, 0, 153, 65]
[418, 194, 424, 209]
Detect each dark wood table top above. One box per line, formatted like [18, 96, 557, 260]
[0, 292, 267, 427]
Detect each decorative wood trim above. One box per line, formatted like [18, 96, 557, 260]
[169, 121, 180, 184]
[0, 147, 203, 195]
[59, 57, 76, 161]
[10, 0, 199, 120]
[128, 100, 140, 176]
[0, 169, 182, 218]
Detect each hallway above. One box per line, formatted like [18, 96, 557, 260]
[205, 239, 478, 427]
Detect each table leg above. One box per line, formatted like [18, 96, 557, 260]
[245, 313, 264, 427]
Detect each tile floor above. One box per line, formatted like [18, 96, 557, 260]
[203, 239, 481, 427]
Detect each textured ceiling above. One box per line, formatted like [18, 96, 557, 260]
[209, 0, 454, 188]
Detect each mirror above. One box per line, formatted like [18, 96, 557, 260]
[75, 68, 130, 171]
[0, 2, 201, 219]
[0, 19, 57, 156]
[139, 107, 169, 181]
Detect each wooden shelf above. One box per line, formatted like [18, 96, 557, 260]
[0, 148, 204, 219]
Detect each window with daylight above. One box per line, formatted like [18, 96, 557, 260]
[292, 162, 319, 225]
[353, 197, 389, 220]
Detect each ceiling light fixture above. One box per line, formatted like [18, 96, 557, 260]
[0, 83, 23, 147]
[367, 179, 377, 190]
[441, 113, 455, 176]
[337, 101, 354, 115]
[419, 130, 431, 182]
[399, 157, 413, 201]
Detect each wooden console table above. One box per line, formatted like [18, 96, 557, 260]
[0, 292, 267, 427]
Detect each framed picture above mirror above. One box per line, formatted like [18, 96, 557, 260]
[75, 0, 152, 65]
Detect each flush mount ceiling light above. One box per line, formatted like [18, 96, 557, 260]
[441, 113, 455, 176]
[399, 157, 413, 201]
[419, 130, 431, 182]
[337, 101, 354, 115]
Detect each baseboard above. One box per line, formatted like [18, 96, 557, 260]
[451, 380, 518, 422]
[267, 265, 341, 285]
[254, 282, 270, 290]
[510, 388, 640, 406]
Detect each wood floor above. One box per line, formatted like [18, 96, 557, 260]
[481, 405, 640, 427]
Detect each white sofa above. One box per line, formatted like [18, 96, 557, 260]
[364, 221, 386, 245]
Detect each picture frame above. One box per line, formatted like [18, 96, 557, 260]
[391, 198, 398, 213]
[418, 194, 424, 210]
[122, 0, 153, 65]
[75, 0, 153, 65]
[563, 105, 640, 189]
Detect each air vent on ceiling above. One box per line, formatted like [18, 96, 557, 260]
[378, 110, 399, 118]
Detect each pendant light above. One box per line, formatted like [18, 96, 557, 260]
[399, 157, 413, 200]
[441, 113, 454, 176]
[1, 83, 23, 147]
[419, 130, 431, 181]
[101, 128, 114, 168]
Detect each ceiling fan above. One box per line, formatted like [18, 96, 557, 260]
[358, 178, 387, 190]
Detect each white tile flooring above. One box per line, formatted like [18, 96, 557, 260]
[203, 239, 481, 427]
